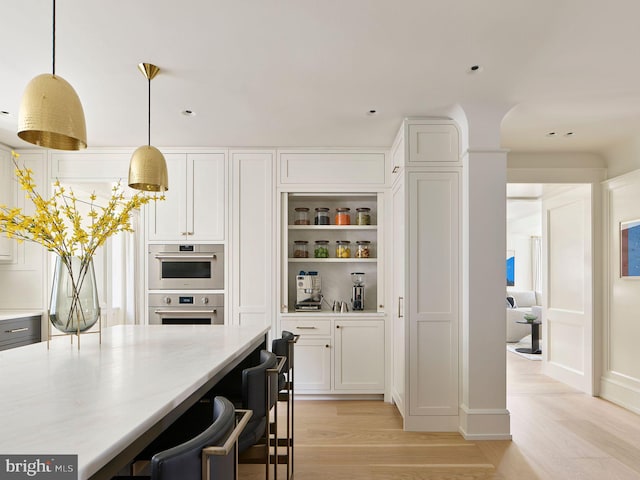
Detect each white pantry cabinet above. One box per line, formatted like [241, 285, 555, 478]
[229, 150, 275, 327]
[148, 153, 226, 242]
[281, 316, 384, 394]
[391, 118, 461, 431]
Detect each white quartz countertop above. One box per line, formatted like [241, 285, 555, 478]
[0, 311, 43, 322]
[0, 324, 269, 479]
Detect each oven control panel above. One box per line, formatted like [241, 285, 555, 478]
[149, 293, 223, 307]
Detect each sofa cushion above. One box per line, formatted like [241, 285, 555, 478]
[509, 290, 537, 308]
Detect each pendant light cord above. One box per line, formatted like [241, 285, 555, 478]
[148, 77, 151, 146]
[52, 0, 56, 75]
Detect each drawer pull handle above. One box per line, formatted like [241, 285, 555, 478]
[336, 325, 340, 329]
[8, 327, 29, 333]
[325, 344, 330, 348]
[296, 326, 316, 330]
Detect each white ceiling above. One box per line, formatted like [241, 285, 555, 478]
[2, 0, 640, 153]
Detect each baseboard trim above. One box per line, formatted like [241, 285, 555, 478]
[458, 404, 512, 440]
[294, 393, 384, 401]
[600, 376, 640, 416]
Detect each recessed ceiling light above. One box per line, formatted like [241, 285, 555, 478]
[181, 109, 196, 117]
[366, 109, 378, 116]
[546, 132, 557, 137]
[468, 65, 483, 73]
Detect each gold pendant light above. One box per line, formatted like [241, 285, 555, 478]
[128, 63, 169, 192]
[17, 0, 87, 150]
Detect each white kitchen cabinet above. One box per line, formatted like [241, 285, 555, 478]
[391, 119, 461, 431]
[148, 152, 226, 242]
[408, 123, 460, 165]
[334, 319, 385, 391]
[230, 150, 274, 327]
[277, 149, 388, 187]
[0, 149, 13, 262]
[390, 175, 406, 415]
[281, 316, 384, 394]
[292, 337, 332, 391]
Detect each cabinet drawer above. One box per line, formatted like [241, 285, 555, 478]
[281, 319, 331, 336]
[0, 316, 41, 350]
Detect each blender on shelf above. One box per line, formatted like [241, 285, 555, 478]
[351, 272, 365, 311]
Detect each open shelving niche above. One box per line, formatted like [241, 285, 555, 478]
[281, 192, 383, 314]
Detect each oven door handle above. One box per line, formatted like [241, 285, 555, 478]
[154, 253, 217, 260]
[154, 309, 218, 315]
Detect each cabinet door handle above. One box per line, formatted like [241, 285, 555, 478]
[154, 253, 216, 260]
[392, 166, 400, 173]
[7, 327, 29, 333]
[187, 232, 194, 236]
[325, 344, 330, 348]
[180, 232, 189, 236]
[398, 297, 404, 318]
[296, 326, 316, 330]
[336, 325, 340, 329]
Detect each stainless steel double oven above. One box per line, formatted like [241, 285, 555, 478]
[148, 244, 224, 325]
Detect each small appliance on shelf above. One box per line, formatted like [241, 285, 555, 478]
[351, 272, 365, 311]
[295, 271, 322, 311]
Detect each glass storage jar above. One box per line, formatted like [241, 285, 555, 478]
[314, 240, 330, 258]
[293, 240, 309, 258]
[294, 207, 310, 225]
[335, 240, 351, 258]
[335, 207, 351, 225]
[315, 207, 330, 225]
[355, 240, 371, 258]
[356, 207, 371, 225]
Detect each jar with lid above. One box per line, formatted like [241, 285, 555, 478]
[335, 240, 351, 258]
[315, 207, 330, 225]
[356, 207, 371, 226]
[335, 207, 351, 225]
[294, 207, 310, 225]
[355, 240, 371, 258]
[314, 240, 329, 258]
[293, 240, 309, 258]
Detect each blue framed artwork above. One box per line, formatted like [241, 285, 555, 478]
[621, 220, 640, 277]
[506, 250, 515, 286]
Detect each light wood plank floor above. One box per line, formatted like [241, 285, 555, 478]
[240, 352, 640, 479]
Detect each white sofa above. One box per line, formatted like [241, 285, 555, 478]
[506, 290, 542, 342]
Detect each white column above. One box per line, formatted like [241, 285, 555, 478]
[458, 103, 512, 439]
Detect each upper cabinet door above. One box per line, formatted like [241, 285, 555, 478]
[147, 152, 226, 242]
[188, 153, 225, 241]
[147, 154, 187, 241]
[408, 124, 460, 165]
[277, 150, 388, 187]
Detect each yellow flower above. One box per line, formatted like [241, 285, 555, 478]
[0, 154, 163, 262]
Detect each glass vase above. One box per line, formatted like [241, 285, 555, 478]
[49, 256, 100, 333]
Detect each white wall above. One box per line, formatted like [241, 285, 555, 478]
[601, 169, 640, 414]
[508, 152, 606, 169]
[603, 134, 640, 178]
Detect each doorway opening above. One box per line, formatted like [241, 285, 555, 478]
[507, 182, 595, 395]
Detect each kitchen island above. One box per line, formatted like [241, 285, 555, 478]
[0, 324, 269, 479]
